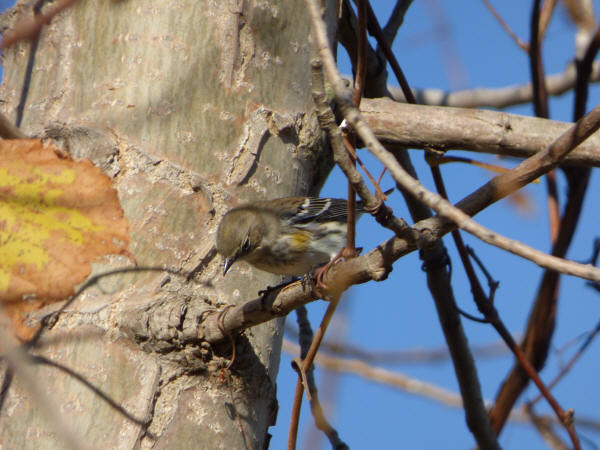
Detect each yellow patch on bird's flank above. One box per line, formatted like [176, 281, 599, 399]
[290, 231, 310, 251]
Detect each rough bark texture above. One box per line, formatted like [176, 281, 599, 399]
[0, 1, 336, 448]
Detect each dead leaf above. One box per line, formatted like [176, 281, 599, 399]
[0, 139, 130, 339]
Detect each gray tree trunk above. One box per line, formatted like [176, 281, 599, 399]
[0, 1, 336, 448]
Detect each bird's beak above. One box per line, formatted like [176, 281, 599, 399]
[223, 257, 235, 276]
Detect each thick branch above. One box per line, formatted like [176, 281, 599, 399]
[360, 98, 600, 167]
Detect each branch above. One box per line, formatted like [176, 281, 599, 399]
[524, 404, 569, 450]
[373, 106, 600, 282]
[287, 307, 348, 450]
[387, 62, 600, 109]
[338, 0, 390, 99]
[284, 326, 510, 363]
[283, 339, 600, 434]
[171, 206, 594, 347]
[481, 0, 529, 51]
[359, 98, 600, 167]
[284, 339, 465, 408]
[379, 0, 413, 45]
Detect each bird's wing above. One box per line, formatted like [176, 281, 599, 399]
[289, 197, 349, 224]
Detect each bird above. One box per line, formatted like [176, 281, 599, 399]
[216, 194, 379, 277]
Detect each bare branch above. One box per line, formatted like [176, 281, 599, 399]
[538, 0, 558, 42]
[283, 339, 600, 433]
[284, 326, 510, 363]
[359, 98, 600, 167]
[338, 0, 390, 98]
[289, 307, 348, 450]
[380, 0, 414, 45]
[386, 62, 600, 108]
[481, 0, 529, 51]
[284, 339, 464, 408]
[383, 106, 600, 281]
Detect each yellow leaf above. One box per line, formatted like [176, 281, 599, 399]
[0, 140, 130, 339]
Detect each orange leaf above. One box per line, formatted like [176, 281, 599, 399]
[0, 139, 130, 339]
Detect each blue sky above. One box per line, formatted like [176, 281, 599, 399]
[1, 1, 599, 449]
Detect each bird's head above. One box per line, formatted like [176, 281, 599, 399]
[216, 208, 266, 275]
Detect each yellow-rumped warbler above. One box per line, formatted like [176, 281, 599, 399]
[216, 195, 374, 277]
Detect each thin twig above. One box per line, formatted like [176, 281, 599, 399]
[365, 1, 415, 103]
[529, 0, 550, 119]
[338, 0, 390, 98]
[380, 0, 414, 46]
[282, 332, 509, 364]
[531, 6, 562, 437]
[574, 24, 600, 119]
[535, 0, 560, 248]
[287, 379, 304, 450]
[462, 252, 580, 448]
[292, 307, 348, 450]
[531, 318, 600, 406]
[480, 0, 529, 51]
[344, 0, 368, 258]
[288, 299, 341, 450]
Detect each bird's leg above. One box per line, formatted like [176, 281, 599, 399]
[313, 246, 363, 295]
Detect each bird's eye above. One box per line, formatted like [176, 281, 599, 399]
[242, 236, 251, 252]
